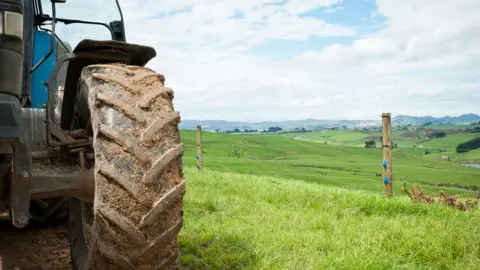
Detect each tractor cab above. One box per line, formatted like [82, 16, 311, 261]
[29, 0, 126, 108]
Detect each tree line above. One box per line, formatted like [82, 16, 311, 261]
[456, 137, 480, 153]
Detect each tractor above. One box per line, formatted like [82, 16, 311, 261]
[0, 0, 185, 269]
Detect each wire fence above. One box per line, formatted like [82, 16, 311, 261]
[192, 143, 480, 175]
[192, 164, 478, 196]
[199, 142, 479, 152]
[188, 141, 480, 194]
[189, 127, 480, 196]
[187, 117, 480, 200]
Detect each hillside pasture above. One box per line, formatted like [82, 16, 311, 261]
[178, 129, 480, 269]
[393, 133, 480, 161]
[181, 131, 480, 197]
[277, 128, 480, 162]
[179, 169, 480, 269]
[419, 134, 480, 150]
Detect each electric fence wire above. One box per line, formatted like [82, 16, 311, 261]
[194, 165, 477, 194]
[201, 142, 479, 152]
[195, 142, 480, 176]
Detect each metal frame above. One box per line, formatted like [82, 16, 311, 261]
[45, 52, 83, 147]
[0, 93, 32, 228]
[30, 151, 94, 203]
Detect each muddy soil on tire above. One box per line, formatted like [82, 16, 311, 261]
[0, 211, 71, 269]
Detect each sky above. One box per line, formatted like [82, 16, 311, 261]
[51, 0, 480, 121]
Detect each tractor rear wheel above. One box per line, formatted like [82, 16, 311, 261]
[68, 64, 185, 269]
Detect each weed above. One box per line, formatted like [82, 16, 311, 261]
[402, 182, 479, 211]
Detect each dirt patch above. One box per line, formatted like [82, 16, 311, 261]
[399, 131, 417, 139]
[0, 211, 71, 270]
[363, 136, 382, 141]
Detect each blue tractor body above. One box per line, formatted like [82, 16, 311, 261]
[31, 30, 58, 108]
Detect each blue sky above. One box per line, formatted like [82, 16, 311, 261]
[248, 0, 387, 60]
[55, 0, 480, 121]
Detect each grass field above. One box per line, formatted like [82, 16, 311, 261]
[181, 131, 480, 196]
[428, 149, 480, 163]
[179, 168, 480, 269]
[419, 134, 479, 150]
[178, 127, 480, 269]
[278, 129, 480, 162]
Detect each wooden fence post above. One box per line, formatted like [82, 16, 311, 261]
[196, 125, 203, 173]
[382, 113, 393, 197]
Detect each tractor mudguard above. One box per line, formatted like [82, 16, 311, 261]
[60, 39, 157, 130]
[72, 39, 156, 66]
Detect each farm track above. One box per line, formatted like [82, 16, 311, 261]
[0, 211, 71, 269]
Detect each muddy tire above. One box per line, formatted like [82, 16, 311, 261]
[68, 64, 185, 270]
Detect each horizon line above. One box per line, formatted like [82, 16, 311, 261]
[180, 113, 480, 123]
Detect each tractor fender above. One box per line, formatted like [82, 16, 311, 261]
[60, 39, 156, 129]
[71, 39, 156, 66]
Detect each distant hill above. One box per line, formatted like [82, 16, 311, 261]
[180, 114, 480, 131]
[179, 119, 380, 131]
[392, 114, 480, 126]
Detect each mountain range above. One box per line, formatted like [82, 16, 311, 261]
[179, 114, 480, 131]
[392, 113, 480, 126]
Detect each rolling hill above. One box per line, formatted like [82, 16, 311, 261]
[178, 129, 480, 269]
[179, 114, 480, 131]
[180, 130, 480, 196]
[392, 114, 480, 126]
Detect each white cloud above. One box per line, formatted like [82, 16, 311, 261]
[324, 5, 344, 14]
[50, 0, 480, 121]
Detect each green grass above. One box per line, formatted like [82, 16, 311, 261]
[277, 128, 480, 162]
[392, 134, 480, 161]
[179, 168, 480, 269]
[426, 149, 480, 163]
[181, 131, 480, 196]
[178, 129, 480, 269]
[419, 134, 480, 150]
